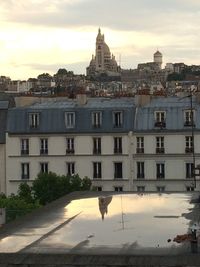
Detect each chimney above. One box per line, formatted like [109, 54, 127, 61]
[135, 94, 151, 107]
[76, 94, 87, 105]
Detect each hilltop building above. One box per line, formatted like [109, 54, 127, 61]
[86, 28, 120, 79]
[138, 50, 163, 72]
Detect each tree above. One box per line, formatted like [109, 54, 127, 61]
[81, 176, 92, 190]
[32, 172, 92, 205]
[18, 183, 34, 203]
[0, 194, 40, 222]
[32, 172, 62, 205]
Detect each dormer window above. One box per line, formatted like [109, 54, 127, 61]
[184, 110, 195, 127]
[154, 111, 166, 128]
[113, 111, 123, 128]
[65, 112, 75, 128]
[92, 111, 102, 128]
[29, 113, 39, 129]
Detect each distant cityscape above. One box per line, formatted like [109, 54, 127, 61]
[0, 28, 200, 98]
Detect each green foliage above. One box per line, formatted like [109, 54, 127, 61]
[32, 172, 92, 205]
[167, 72, 185, 81]
[56, 68, 74, 76]
[1, 172, 92, 223]
[18, 183, 34, 203]
[81, 176, 92, 191]
[0, 194, 40, 222]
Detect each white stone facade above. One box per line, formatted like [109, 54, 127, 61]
[0, 144, 6, 194]
[5, 131, 200, 195]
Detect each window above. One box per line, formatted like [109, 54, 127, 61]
[184, 110, 195, 127]
[29, 113, 39, 128]
[156, 137, 165, 153]
[21, 139, 29, 155]
[156, 163, 165, 179]
[66, 162, 75, 176]
[66, 138, 74, 154]
[114, 137, 122, 154]
[157, 186, 165, 192]
[114, 186, 123, 192]
[114, 162, 123, 179]
[21, 163, 30, 179]
[93, 138, 101, 154]
[93, 162, 102, 179]
[137, 162, 145, 179]
[185, 136, 194, 153]
[113, 111, 123, 128]
[186, 186, 194, 192]
[136, 137, 144, 153]
[40, 138, 48, 155]
[97, 186, 102, 191]
[92, 112, 102, 128]
[65, 112, 75, 128]
[186, 163, 194, 178]
[137, 186, 145, 192]
[40, 162, 48, 173]
[155, 111, 166, 128]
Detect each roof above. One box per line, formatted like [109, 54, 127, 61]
[0, 101, 9, 143]
[0, 192, 199, 264]
[135, 97, 200, 132]
[7, 98, 135, 134]
[28, 98, 135, 109]
[154, 50, 162, 56]
[0, 101, 9, 109]
[6, 96, 200, 134]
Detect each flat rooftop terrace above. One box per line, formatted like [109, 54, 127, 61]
[0, 192, 200, 266]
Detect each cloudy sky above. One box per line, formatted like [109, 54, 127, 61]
[0, 0, 200, 79]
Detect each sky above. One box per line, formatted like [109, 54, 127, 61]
[0, 0, 200, 80]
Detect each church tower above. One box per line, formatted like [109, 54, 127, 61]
[154, 50, 163, 70]
[86, 28, 120, 78]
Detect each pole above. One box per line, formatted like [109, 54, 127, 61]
[190, 88, 196, 188]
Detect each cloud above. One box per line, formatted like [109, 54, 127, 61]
[1, 0, 200, 33]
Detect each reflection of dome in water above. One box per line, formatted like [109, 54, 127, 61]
[98, 196, 112, 220]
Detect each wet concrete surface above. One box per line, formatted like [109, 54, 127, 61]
[0, 192, 199, 266]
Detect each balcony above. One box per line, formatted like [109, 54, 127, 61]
[157, 175, 165, 179]
[21, 150, 29, 155]
[93, 149, 101, 155]
[136, 148, 144, 154]
[185, 147, 194, 153]
[154, 121, 166, 128]
[40, 149, 48, 155]
[114, 148, 122, 154]
[184, 121, 195, 127]
[137, 174, 145, 179]
[156, 148, 165, 154]
[21, 174, 29, 180]
[66, 149, 75, 154]
[93, 124, 101, 129]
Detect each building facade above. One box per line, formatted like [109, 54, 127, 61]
[5, 95, 200, 195]
[0, 101, 11, 194]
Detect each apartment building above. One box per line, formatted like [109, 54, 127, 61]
[5, 96, 200, 195]
[6, 97, 134, 195]
[0, 101, 10, 194]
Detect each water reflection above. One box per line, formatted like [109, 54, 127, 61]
[98, 196, 112, 220]
[43, 194, 194, 252]
[0, 193, 197, 254]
